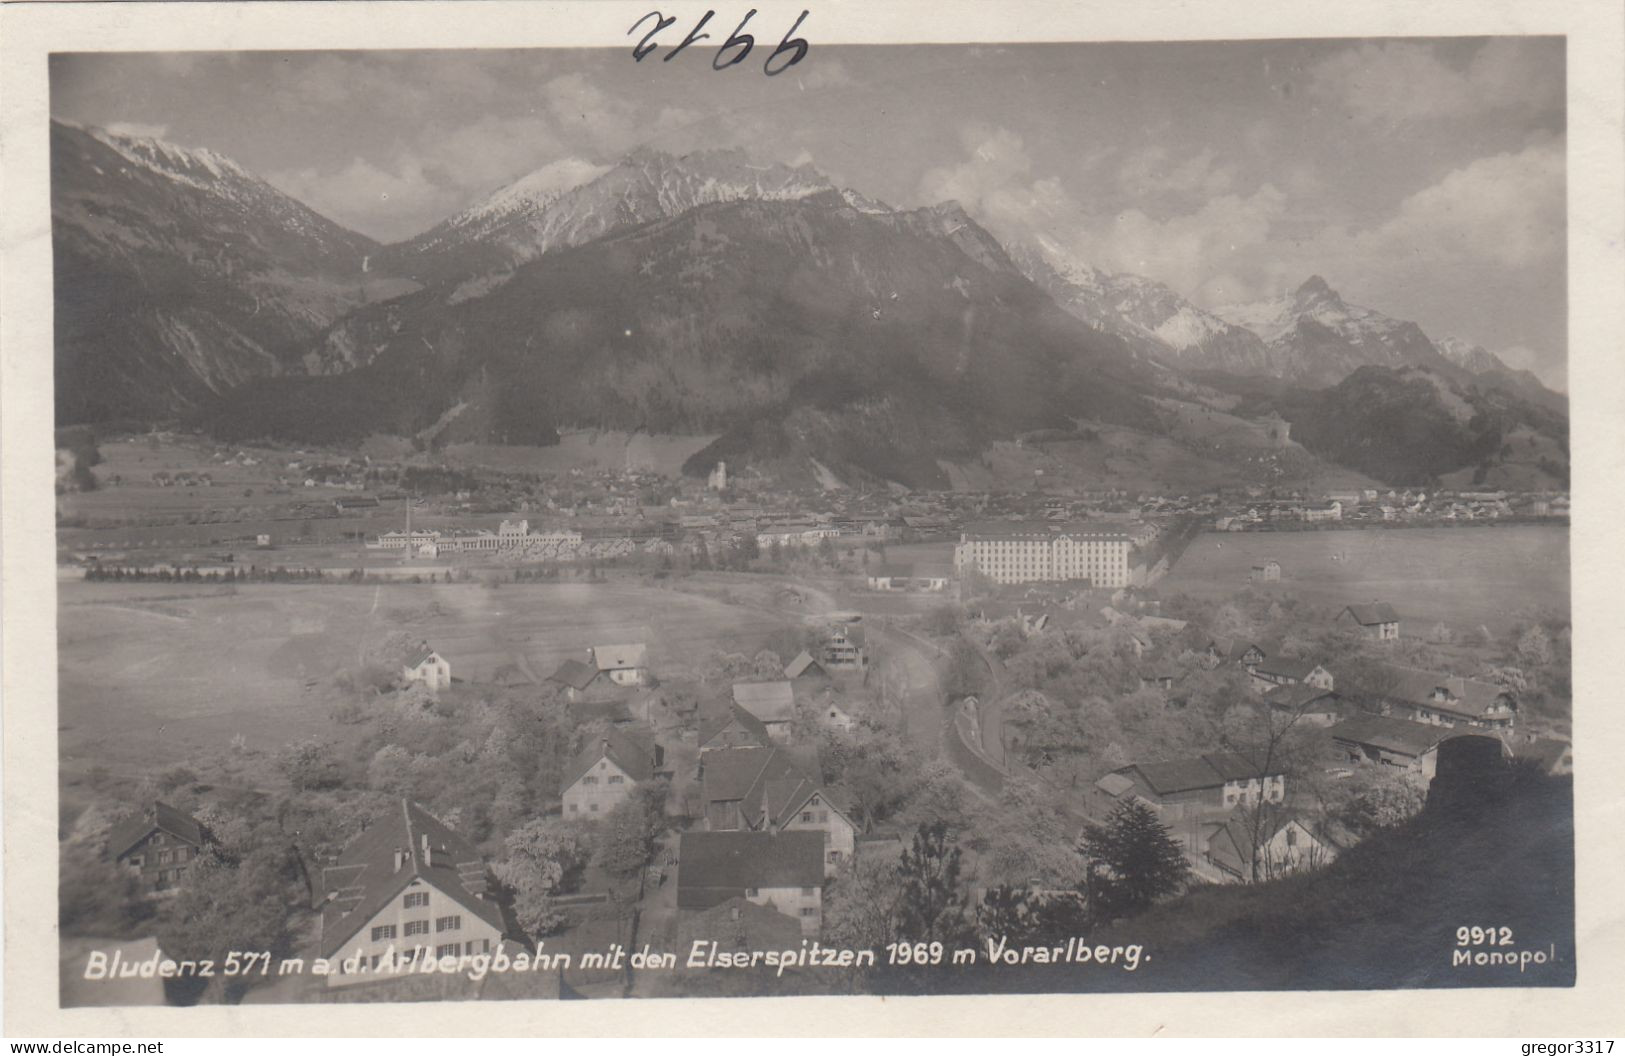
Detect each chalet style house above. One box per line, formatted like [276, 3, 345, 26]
[698, 746, 856, 873]
[1375, 664, 1518, 730]
[1339, 603, 1401, 641]
[319, 800, 506, 986]
[402, 643, 451, 692]
[561, 730, 659, 818]
[107, 801, 209, 895]
[677, 830, 826, 936]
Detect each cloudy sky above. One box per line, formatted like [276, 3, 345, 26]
[50, 39, 1566, 387]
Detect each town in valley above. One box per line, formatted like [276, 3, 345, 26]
[50, 41, 1574, 1005]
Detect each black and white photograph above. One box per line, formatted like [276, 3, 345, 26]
[8, 5, 1615, 1028]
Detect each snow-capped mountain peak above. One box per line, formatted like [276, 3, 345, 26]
[386, 145, 848, 282]
[73, 121, 257, 194]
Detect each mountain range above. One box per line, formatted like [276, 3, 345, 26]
[51, 119, 1568, 488]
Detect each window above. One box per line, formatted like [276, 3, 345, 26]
[569, 803, 579, 813]
[582, 776, 598, 786]
[128, 855, 144, 868]
[589, 803, 599, 813]
[371, 925, 397, 942]
[404, 920, 430, 937]
[608, 775, 624, 785]
[799, 907, 817, 917]
[800, 811, 814, 823]
[436, 915, 461, 932]
[403, 891, 429, 909]
[437, 943, 460, 959]
[1286, 829, 1298, 848]
[827, 850, 841, 864]
[745, 887, 759, 898]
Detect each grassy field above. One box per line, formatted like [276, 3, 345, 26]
[57, 579, 795, 780]
[1158, 526, 1569, 634]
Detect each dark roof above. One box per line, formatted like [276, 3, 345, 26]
[1127, 751, 1280, 795]
[674, 897, 804, 957]
[563, 728, 656, 791]
[1515, 737, 1572, 774]
[872, 563, 914, 579]
[403, 643, 439, 669]
[731, 680, 795, 724]
[677, 831, 825, 908]
[549, 658, 598, 691]
[1377, 664, 1515, 719]
[699, 702, 772, 750]
[1330, 713, 1451, 757]
[783, 651, 827, 679]
[107, 801, 206, 861]
[1343, 603, 1400, 625]
[700, 746, 845, 829]
[318, 800, 504, 960]
[1254, 656, 1327, 681]
[1265, 683, 1339, 713]
[567, 697, 633, 726]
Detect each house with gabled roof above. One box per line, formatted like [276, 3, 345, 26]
[677, 830, 826, 935]
[1111, 751, 1287, 850]
[1338, 603, 1401, 641]
[1201, 813, 1350, 882]
[1373, 663, 1518, 731]
[698, 702, 773, 753]
[318, 799, 507, 986]
[562, 729, 659, 818]
[402, 642, 450, 692]
[1205, 637, 1274, 669]
[730, 680, 796, 743]
[1264, 683, 1343, 726]
[699, 746, 855, 874]
[106, 801, 209, 895]
[1249, 655, 1335, 693]
[588, 643, 648, 687]
[548, 658, 600, 701]
[783, 650, 828, 681]
[1329, 713, 1455, 779]
[674, 896, 805, 967]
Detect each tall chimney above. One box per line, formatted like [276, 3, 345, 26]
[421, 833, 431, 866]
[393, 848, 405, 872]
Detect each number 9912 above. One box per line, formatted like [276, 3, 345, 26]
[1456, 926, 1514, 946]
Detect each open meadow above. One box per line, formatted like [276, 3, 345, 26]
[1158, 526, 1570, 635]
[57, 578, 797, 785]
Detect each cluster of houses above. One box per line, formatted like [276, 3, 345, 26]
[1096, 599, 1568, 882]
[1214, 489, 1569, 530]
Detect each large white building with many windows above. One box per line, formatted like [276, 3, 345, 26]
[954, 523, 1146, 588]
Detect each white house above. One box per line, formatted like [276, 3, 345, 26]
[402, 643, 451, 692]
[561, 730, 657, 818]
[588, 643, 648, 687]
[318, 800, 506, 986]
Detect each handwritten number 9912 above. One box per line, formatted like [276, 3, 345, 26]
[630, 9, 811, 75]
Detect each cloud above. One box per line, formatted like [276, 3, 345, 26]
[1116, 146, 1238, 202]
[1307, 39, 1562, 127]
[419, 115, 566, 197]
[104, 121, 169, 140]
[268, 156, 461, 241]
[541, 73, 637, 153]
